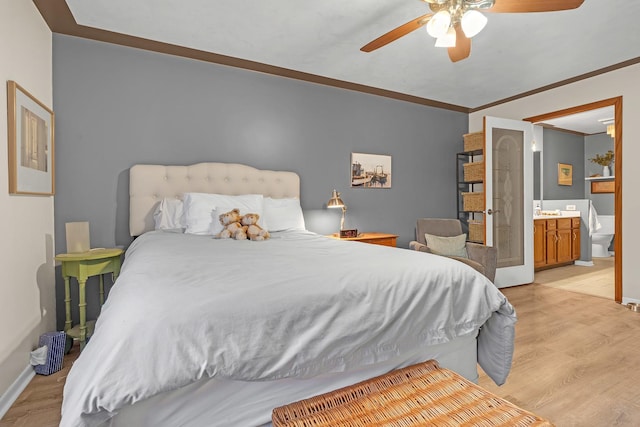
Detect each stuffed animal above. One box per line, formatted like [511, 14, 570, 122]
[215, 208, 248, 240]
[241, 213, 270, 241]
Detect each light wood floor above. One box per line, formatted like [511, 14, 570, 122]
[536, 256, 615, 300]
[479, 283, 640, 426]
[2, 274, 638, 426]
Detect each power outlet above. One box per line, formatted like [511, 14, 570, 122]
[566, 205, 577, 211]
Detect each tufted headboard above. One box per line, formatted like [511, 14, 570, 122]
[129, 163, 300, 236]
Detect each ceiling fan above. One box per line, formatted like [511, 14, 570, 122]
[361, 0, 584, 62]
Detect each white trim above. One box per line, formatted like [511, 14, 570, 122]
[574, 260, 594, 267]
[0, 364, 35, 420]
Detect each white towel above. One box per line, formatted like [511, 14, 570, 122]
[588, 200, 601, 236]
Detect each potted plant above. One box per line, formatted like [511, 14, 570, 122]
[589, 150, 614, 177]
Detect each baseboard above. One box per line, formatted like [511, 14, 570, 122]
[622, 297, 640, 305]
[0, 364, 34, 420]
[574, 260, 594, 267]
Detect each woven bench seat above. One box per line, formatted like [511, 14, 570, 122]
[272, 359, 553, 427]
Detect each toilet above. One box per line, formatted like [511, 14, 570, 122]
[592, 215, 614, 258]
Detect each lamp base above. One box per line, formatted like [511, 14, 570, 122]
[340, 229, 358, 238]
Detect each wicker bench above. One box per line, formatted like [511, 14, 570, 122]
[272, 359, 554, 427]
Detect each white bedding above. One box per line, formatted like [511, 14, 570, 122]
[60, 230, 516, 427]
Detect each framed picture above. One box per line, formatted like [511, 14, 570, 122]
[7, 80, 55, 195]
[557, 163, 572, 186]
[351, 152, 392, 188]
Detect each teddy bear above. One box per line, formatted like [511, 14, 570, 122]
[240, 213, 270, 241]
[215, 208, 248, 240]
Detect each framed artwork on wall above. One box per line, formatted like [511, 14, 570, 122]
[557, 162, 573, 186]
[7, 80, 55, 196]
[351, 152, 392, 188]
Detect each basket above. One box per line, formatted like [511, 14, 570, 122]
[463, 161, 484, 182]
[468, 220, 485, 243]
[272, 359, 553, 427]
[462, 191, 484, 212]
[463, 131, 483, 152]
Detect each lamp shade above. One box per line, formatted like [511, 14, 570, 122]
[327, 189, 345, 208]
[461, 10, 487, 38]
[435, 26, 457, 47]
[426, 10, 451, 38]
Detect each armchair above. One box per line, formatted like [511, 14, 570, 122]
[409, 218, 497, 282]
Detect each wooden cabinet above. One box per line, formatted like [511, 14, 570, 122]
[534, 218, 581, 271]
[571, 217, 581, 260]
[533, 220, 546, 268]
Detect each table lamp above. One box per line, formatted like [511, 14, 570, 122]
[328, 189, 357, 238]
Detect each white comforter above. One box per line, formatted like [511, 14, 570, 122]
[60, 230, 516, 427]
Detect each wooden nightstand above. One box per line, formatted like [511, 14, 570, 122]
[327, 232, 398, 247]
[55, 248, 123, 350]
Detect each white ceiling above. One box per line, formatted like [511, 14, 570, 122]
[535, 106, 614, 135]
[63, 0, 640, 110]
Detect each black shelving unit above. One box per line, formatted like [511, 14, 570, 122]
[456, 149, 484, 243]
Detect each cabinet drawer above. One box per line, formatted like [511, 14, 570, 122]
[546, 220, 557, 230]
[571, 218, 580, 228]
[557, 218, 572, 230]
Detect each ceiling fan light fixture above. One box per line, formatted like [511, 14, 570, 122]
[426, 10, 451, 38]
[461, 10, 488, 38]
[435, 26, 456, 47]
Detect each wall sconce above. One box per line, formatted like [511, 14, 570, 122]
[327, 190, 357, 238]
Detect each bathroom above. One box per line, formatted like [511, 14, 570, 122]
[533, 120, 614, 298]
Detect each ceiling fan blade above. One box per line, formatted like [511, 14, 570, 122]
[361, 13, 432, 52]
[488, 0, 584, 13]
[448, 24, 471, 62]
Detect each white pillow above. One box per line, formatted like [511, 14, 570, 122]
[183, 193, 266, 235]
[264, 197, 305, 231]
[153, 198, 185, 231]
[424, 233, 468, 258]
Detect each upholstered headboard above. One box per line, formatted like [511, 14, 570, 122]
[129, 163, 300, 236]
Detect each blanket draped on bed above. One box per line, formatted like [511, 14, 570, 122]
[60, 230, 516, 427]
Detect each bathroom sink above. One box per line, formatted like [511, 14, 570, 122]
[533, 210, 580, 220]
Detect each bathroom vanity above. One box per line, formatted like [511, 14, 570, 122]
[534, 215, 581, 270]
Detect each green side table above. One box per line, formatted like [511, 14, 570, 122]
[55, 248, 123, 350]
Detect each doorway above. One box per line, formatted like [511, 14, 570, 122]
[524, 97, 622, 302]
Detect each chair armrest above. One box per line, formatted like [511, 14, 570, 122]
[409, 241, 432, 253]
[448, 256, 486, 278]
[466, 243, 497, 283]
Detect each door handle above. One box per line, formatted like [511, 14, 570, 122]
[487, 208, 500, 215]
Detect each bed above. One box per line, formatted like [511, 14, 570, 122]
[59, 162, 516, 427]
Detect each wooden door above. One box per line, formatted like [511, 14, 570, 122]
[546, 230, 557, 265]
[556, 228, 572, 263]
[571, 224, 581, 260]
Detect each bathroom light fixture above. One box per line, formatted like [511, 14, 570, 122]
[607, 124, 615, 139]
[598, 117, 615, 139]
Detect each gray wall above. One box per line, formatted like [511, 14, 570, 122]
[540, 128, 585, 200]
[52, 35, 468, 328]
[585, 133, 615, 215]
